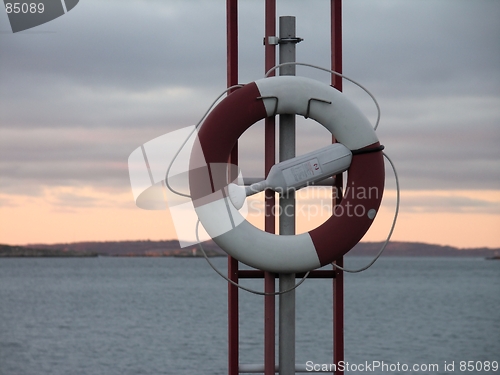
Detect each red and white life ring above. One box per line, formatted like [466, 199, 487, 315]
[189, 76, 384, 273]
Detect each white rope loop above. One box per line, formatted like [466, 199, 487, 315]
[163, 64, 400, 292]
[266, 62, 399, 274]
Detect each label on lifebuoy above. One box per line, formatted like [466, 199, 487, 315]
[283, 158, 322, 185]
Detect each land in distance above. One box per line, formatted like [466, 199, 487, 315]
[1, 240, 499, 258]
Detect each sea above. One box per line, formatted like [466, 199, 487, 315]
[0, 256, 499, 375]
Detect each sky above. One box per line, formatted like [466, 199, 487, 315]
[0, 0, 499, 248]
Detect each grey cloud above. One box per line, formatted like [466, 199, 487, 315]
[0, 1, 227, 90]
[0, 0, 499, 200]
[0, 127, 148, 195]
[342, 1, 500, 94]
[0, 79, 215, 129]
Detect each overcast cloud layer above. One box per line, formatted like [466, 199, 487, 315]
[1, 0, 499, 205]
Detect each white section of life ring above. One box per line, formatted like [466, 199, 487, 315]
[256, 76, 378, 150]
[196, 196, 321, 273]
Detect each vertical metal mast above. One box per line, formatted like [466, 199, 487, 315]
[278, 15, 297, 375]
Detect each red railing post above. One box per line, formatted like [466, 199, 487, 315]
[331, 1, 345, 374]
[227, 1, 239, 374]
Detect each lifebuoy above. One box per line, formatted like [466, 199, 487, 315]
[189, 76, 384, 273]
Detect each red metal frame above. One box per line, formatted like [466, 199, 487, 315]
[331, 0, 343, 92]
[226, 1, 239, 375]
[226, 1, 344, 374]
[331, 1, 345, 374]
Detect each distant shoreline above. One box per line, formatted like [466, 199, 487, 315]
[1, 241, 499, 259]
[0, 244, 98, 258]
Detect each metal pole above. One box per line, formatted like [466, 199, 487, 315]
[279, 15, 296, 375]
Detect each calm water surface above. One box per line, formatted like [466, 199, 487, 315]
[1, 257, 499, 374]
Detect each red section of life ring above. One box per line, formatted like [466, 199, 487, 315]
[189, 77, 384, 272]
[310, 150, 384, 264]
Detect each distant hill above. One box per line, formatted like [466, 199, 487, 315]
[0, 244, 98, 257]
[21, 240, 226, 257]
[349, 241, 500, 258]
[1, 240, 499, 258]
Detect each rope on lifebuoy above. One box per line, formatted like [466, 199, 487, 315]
[189, 75, 385, 274]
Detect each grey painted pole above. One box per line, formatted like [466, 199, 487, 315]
[279, 15, 297, 375]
